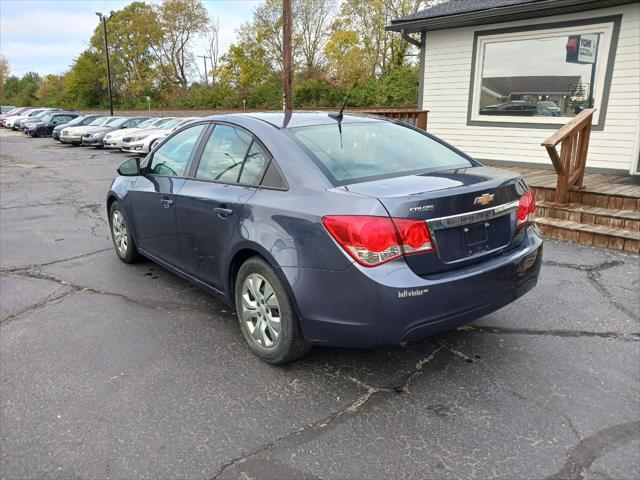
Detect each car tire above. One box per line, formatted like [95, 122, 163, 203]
[150, 139, 160, 151]
[109, 201, 139, 263]
[235, 257, 310, 364]
[35, 128, 47, 137]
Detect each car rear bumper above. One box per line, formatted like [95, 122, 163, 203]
[283, 226, 543, 347]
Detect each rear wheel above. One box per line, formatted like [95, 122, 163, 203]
[235, 257, 310, 364]
[109, 201, 139, 263]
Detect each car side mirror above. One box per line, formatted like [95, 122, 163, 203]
[117, 157, 140, 176]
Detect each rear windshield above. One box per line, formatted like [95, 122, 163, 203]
[289, 122, 473, 185]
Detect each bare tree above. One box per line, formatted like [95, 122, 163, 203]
[295, 0, 337, 76]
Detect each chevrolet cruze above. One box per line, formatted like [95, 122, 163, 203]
[106, 113, 542, 364]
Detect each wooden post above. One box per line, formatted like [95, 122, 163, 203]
[282, 0, 293, 114]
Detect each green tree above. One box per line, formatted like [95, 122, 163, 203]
[90, 2, 160, 105]
[0, 55, 10, 104]
[63, 50, 106, 107]
[151, 0, 209, 91]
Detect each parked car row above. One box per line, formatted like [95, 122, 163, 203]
[1, 107, 203, 155]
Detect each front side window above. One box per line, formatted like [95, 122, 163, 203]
[195, 125, 252, 183]
[290, 121, 472, 186]
[149, 124, 205, 177]
[471, 19, 617, 126]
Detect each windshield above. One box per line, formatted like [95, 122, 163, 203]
[289, 122, 473, 186]
[136, 118, 154, 128]
[171, 118, 196, 130]
[66, 116, 87, 126]
[28, 110, 45, 117]
[107, 117, 128, 127]
[40, 114, 54, 122]
[89, 117, 108, 126]
[159, 118, 182, 130]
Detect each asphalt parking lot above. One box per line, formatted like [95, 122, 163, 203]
[1, 128, 639, 480]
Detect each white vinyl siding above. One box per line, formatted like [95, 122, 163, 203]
[422, 3, 640, 173]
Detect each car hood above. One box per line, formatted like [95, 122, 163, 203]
[105, 127, 147, 139]
[84, 126, 113, 134]
[64, 125, 103, 135]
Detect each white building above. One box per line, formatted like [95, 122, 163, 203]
[388, 0, 640, 175]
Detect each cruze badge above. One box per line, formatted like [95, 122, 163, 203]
[409, 204, 434, 213]
[474, 193, 495, 206]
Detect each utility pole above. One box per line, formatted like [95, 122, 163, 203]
[282, 0, 292, 114]
[95, 12, 115, 116]
[197, 55, 211, 85]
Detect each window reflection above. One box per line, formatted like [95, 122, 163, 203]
[479, 32, 603, 118]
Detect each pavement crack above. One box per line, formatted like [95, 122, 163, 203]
[546, 421, 640, 480]
[543, 259, 637, 322]
[0, 286, 75, 326]
[542, 259, 624, 272]
[0, 248, 112, 275]
[3, 269, 211, 317]
[457, 325, 640, 341]
[443, 342, 582, 441]
[212, 346, 447, 479]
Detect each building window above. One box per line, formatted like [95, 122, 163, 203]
[469, 17, 619, 127]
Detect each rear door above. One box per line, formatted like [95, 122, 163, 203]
[176, 123, 270, 290]
[130, 123, 207, 267]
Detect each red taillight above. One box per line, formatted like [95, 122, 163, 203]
[517, 189, 536, 227]
[322, 216, 434, 267]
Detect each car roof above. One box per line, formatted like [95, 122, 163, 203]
[205, 112, 387, 129]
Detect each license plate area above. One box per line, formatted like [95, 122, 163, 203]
[433, 215, 512, 263]
[465, 222, 490, 254]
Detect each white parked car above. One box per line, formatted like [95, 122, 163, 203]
[4, 108, 50, 129]
[121, 117, 199, 154]
[60, 117, 120, 145]
[102, 117, 175, 149]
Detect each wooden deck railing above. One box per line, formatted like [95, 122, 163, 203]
[358, 108, 429, 130]
[541, 108, 596, 204]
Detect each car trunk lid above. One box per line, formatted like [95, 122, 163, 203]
[338, 166, 527, 275]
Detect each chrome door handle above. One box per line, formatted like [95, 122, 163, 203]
[161, 199, 174, 208]
[214, 207, 233, 218]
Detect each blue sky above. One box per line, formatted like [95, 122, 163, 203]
[0, 0, 260, 78]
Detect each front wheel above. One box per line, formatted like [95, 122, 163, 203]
[109, 201, 139, 263]
[35, 127, 47, 137]
[235, 257, 310, 364]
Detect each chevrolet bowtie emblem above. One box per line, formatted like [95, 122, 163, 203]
[474, 193, 495, 206]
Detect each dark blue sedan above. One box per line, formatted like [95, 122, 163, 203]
[106, 113, 542, 363]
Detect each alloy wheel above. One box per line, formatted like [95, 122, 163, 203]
[240, 274, 282, 348]
[111, 210, 129, 256]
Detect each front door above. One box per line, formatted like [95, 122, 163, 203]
[176, 124, 270, 290]
[131, 123, 207, 267]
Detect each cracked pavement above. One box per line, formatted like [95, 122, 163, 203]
[1, 129, 639, 479]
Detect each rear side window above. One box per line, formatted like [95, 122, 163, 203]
[289, 122, 473, 186]
[239, 142, 269, 185]
[196, 125, 252, 183]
